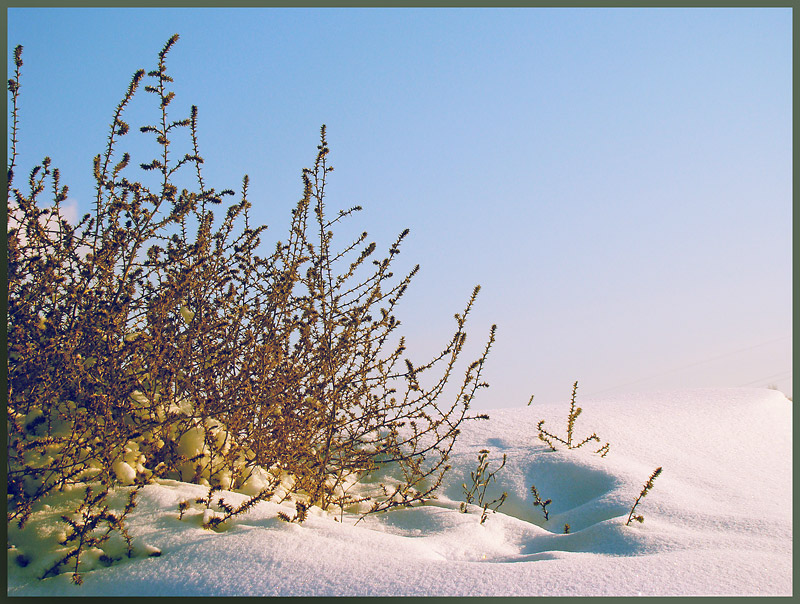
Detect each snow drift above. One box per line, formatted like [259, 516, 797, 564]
[7, 387, 792, 596]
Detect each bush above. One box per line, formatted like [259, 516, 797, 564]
[7, 35, 495, 579]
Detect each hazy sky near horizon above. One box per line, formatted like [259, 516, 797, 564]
[7, 7, 792, 407]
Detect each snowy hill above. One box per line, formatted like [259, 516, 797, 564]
[7, 387, 792, 596]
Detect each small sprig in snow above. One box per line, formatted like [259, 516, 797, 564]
[530, 484, 551, 521]
[626, 467, 663, 526]
[535, 381, 610, 457]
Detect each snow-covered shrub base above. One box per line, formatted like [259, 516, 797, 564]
[7, 484, 161, 584]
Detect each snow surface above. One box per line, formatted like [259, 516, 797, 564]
[7, 387, 792, 596]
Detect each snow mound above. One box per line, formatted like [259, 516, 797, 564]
[7, 388, 792, 596]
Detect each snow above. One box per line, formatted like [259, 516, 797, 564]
[7, 387, 792, 596]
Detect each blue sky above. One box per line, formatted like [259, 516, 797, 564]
[7, 7, 792, 407]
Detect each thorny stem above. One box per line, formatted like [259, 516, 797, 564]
[7, 45, 23, 195]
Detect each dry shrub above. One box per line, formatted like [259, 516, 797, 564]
[7, 35, 495, 580]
